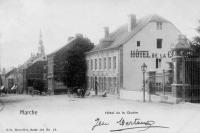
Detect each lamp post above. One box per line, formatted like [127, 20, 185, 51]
[141, 63, 147, 102]
[163, 69, 165, 95]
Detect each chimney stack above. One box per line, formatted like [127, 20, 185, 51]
[128, 14, 136, 32]
[68, 36, 74, 41]
[104, 27, 109, 38]
[75, 33, 83, 38]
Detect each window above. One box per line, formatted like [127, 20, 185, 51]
[87, 60, 89, 70]
[108, 77, 111, 91]
[156, 22, 162, 30]
[91, 59, 93, 70]
[103, 77, 107, 91]
[43, 65, 47, 70]
[99, 58, 102, 70]
[108, 57, 111, 69]
[43, 73, 47, 80]
[100, 77, 103, 91]
[137, 41, 140, 47]
[104, 58, 106, 69]
[88, 77, 91, 89]
[95, 59, 97, 70]
[113, 77, 117, 88]
[157, 39, 162, 49]
[113, 56, 116, 69]
[48, 59, 54, 74]
[91, 77, 93, 89]
[99, 77, 102, 91]
[156, 58, 161, 68]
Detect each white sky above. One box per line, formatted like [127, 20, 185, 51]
[0, 0, 200, 69]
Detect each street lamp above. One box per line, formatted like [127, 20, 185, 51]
[141, 63, 147, 102]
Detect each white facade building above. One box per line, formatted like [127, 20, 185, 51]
[86, 14, 181, 100]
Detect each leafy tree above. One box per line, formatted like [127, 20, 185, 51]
[191, 20, 200, 57]
[62, 37, 94, 93]
[185, 20, 200, 86]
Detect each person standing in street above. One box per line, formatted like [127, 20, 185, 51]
[95, 80, 98, 96]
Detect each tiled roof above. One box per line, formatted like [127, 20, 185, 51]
[5, 68, 17, 77]
[88, 14, 172, 53]
[19, 55, 47, 70]
[47, 37, 77, 57]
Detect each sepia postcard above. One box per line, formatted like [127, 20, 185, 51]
[0, 0, 200, 133]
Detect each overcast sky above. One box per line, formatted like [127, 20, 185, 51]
[0, 0, 200, 69]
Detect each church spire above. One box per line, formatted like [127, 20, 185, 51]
[39, 29, 43, 45]
[38, 30, 45, 56]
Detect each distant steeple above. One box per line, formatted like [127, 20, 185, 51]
[38, 30, 45, 56]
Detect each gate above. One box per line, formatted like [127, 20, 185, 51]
[184, 58, 200, 103]
[148, 58, 200, 103]
[147, 35, 200, 103]
[148, 69, 173, 101]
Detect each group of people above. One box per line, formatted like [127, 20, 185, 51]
[0, 84, 18, 95]
[0, 85, 5, 96]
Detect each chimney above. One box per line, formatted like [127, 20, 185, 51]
[128, 14, 136, 32]
[75, 33, 83, 38]
[68, 36, 74, 41]
[104, 27, 109, 38]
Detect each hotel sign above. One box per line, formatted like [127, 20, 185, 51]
[130, 50, 174, 58]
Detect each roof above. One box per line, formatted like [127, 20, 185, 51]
[47, 37, 77, 57]
[26, 59, 47, 70]
[88, 14, 175, 53]
[19, 55, 47, 70]
[5, 68, 17, 77]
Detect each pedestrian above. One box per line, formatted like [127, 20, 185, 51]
[95, 80, 98, 95]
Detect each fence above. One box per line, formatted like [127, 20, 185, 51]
[148, 57, 200, 103]
[184, 58, 200, 103]
[148, 70, 173, 97]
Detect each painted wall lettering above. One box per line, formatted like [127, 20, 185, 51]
[130, 50, 175, 58]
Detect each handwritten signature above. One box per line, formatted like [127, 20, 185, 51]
[92, 117, 169, 132]
[92, 118, 109, 131]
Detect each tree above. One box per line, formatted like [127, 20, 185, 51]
[185, 20, 200, 85]
[62, 37, 94, 93]
[191, 20, 200, 57]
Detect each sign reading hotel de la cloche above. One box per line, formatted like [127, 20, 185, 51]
[130, 50, 177, 59]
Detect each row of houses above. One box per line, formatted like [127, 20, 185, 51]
[0, 33, 92, 95]
[0, 32, 47, 94]
[1, 14, 192, 101]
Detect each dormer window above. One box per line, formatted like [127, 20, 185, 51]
[156, 22, 162, 30]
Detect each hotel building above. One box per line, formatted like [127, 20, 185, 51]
[86, 14, 181, 100]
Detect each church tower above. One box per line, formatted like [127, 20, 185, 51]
[38, 30, 45, 57]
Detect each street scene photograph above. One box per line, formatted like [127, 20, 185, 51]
[0, 0, 200, 133]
